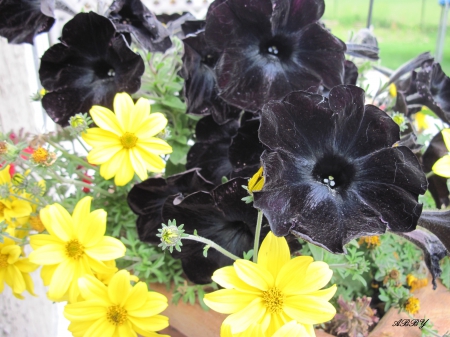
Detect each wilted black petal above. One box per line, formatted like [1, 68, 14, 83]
[39, 12, 144, 126]
[106, 0, 171, 52]
[181, 31, 241, 124]
[156, 12, 200, 38]
[345, 28, 379, 60]
[344, 60, 358, 85]
[254, 85, 427, 253]
[422, 131, 450, 208]
[204, 0, 345, 112]
[0, 0, 54, 44]
[418, 210, 450, 255]
[393, 229, 447, 289]
[127, 168, 214, 243]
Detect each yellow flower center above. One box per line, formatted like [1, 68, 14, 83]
[405, 297, 420, 315]
[0, 254, 9, 268]
[32, 147, 49, 164]
[120, 132, 138, 149]
[262, 287, 284, 314]
[106, 305, 127, 325]
[65, 239, 84, 260]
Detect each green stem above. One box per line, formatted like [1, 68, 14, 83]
[183, 234, 240, 261]
[253, 210, 264, 263]
[328, 263, 358, 269]
[76, 136, 90, 154]
[47, 170, 111, 198]
[426, 171, 434, 179]
[9, 193, 43, 206]
[47, 139, 97, 171]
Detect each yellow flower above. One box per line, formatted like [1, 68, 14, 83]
[406, 274, 428, 292]
[248, 167, 265, 194]
[29, 196, 126, 302]
[432, 129, 450, 177]
[358, 236, 380, 248]
[204, 232, 336, 336]
[414, 110, 430, 132]
[389, 83, 397, 98]
[64, 270, 169, 337]
[222, 320, 308, 337]
[82, 92, 173, 186]
[0, 237, 38, 299]
[405, 296, 420, 315]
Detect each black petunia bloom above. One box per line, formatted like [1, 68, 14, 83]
[0, 0, 54, 44]
[106, 0, 171, 52]
[254, 85, 428, 253]
[405, 61, 450, 124]
[181, 31, 241, 125]
[422, 131, 450, 209]
[39, 12, 145, 126]
[161, 178, 271, 284]
[204, 0, 346, 112]
[127, 168, 214, 244]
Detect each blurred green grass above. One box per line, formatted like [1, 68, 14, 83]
[323, 0, 450, 74]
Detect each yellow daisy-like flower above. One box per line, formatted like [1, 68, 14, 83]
[404, 296, 420, 315]
[222, 320, 308, 337]
[82, 92, 173, 186]
[204, 232, 337, 337]
[432, 129, 450, 178]
[29, 196, 126, 302]
[248, 167, 265, 194]
[64, 270, 169, 337]
[0, 237, 38, 299]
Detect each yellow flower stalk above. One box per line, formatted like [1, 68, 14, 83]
[82, 92, 173, 186]
[29, 196, 126, 302]
[204, 232, 337, 336]
[432, 129, 450, 177]
[0, 237, 38, 299]
[64, 270, 169, 337]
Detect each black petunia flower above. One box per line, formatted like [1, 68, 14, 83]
[39, 12, 145, 126]
[161, 178, 271, 284]
[127, 168, 214, 244]
[106, 0, 171, 52]
[204, 0, 346, 112]
[254, 85, 427, 253]
[156, 12, 203, 38]
[0, 0, 54, 44]
[405, 61, 450, 124]
[181, 31, 241, 125]
[422, 131, 450, 209]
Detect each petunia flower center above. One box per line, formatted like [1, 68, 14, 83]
[201, 54, 216, 67]
[65, 239, 84, 260]
[262, 287, 284, 314]
[260, 35, 292, 60]
[0, 254, 9, 268]
[312, 154, 356, 190]
[93, 61, 116, 80]
[120, 132, 138, 149]
[106, 305, 128, 325]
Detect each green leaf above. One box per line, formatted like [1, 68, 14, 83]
[440, 256, 450, 290]
[167, 141, 190, 165]
[161, 96, 186, 111]
[165, 160, 185, 176]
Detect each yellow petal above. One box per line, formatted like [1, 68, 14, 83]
[8, 199, 32, 218]
[42, 203, 73, 241]
[137, 138, 172, 155]
[14, 258, 39, 273]
[129, 314, 169, 334]
[129, 97, 151, 132]
[129, 148, 148, 181]
[257, 232, 290, 279]
[284, 295, 336, 324]
[72, 196, 92, 228]
[117, 320, 138, 337]
[113, 154, 135, 186]
[442, 129, 450, 151]
[87, 143, 123, 165]
[64, 300, 107, 321]
[86, 255, 118, 275]
[272, 321, 308, 337]
[84, 316, 114, 337]
[135, 149, 166, 172]
[0, 166, 11, 184]
[5, 265, 25, 294]
[211, 266, 260, 293]
[276, 256, 313, 294]
[234, 260, 273, 291]
[48, 260, 75, 300]
[3, 244, 21, 264]
[41, 264, 57, 285]
[204, 289, 257, 314]
[22, 272, 36, 296]
[108, 270, 131, 305]
[99, 149, 127, 180]
[79, 209, 107, 247]
[223, 297, 266, 334]
[29, 243, 66, 265]
[306, 284, 337, 302]
[127, 296, 168, 318]
[82, 128, 121, 148]
[114, 92, 135, 131]
[29, 233, 63, 249]
[123, 282, 148, 311]
[432, 155, 450, 178]
[0, 269, 5, 293]
[90, 105, 123, 136]
[78, 274, 109, 301]
[135, 113, 168, 137]
[85, 236, 126, 261]
[292, 261, 333, 294]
